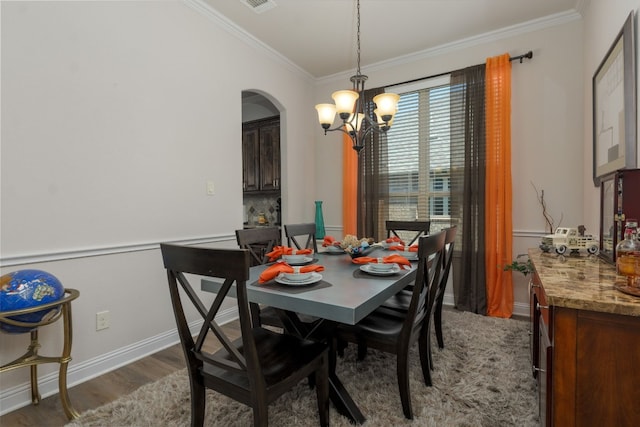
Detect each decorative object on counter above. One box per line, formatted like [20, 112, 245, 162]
[539, 226, 599, 255]
[599, 168, 640, 263]
[530, 182, 563, 234]
[615, 220, 640, 287]
[257, 212, 268, 225]
[314, 200, 326, 239]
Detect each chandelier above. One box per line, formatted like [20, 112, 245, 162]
[315, 0, 400, 153]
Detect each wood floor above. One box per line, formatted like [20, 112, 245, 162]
[0, 321, 241, 427]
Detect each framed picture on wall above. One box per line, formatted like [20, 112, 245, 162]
[592, 10, 637, 186]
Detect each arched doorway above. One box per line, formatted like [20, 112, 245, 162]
[241, 91, 282, 227]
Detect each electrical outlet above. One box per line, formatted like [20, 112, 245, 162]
[96, 310, 110, 331]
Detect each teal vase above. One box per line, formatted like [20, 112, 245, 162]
[314, 201, 326, 239]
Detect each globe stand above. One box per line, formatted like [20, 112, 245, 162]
[0, 288, 80, 420]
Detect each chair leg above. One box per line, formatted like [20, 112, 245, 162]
[434, 299, 445, 349]
[189, 376, 206, 427]
[396, 350, 413, 419]
[252, 399, 269, 427]
[249, 303, 263, 328]
[315, 355, 330, 427]
[418, 324, 433, 387]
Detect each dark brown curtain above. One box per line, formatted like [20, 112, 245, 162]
[450, 65, 487, 314]
[357, 87, 389, 241]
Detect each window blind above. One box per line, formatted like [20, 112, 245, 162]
[383, 76, 460, 232]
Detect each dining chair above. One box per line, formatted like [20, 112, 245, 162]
[381, 226, 457, 371]
[235, 227, 283, 328]
[160, 243, 329, 427]
[235, 227, 319, 330]
[284, 222, 318, 252]
[334, 231, 445, 419]
[235, 227, 281, 267]
[385, 220, 431, 246]
[433, 225, 457, 351]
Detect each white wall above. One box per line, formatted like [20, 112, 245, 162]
[0, 0, 317, 414]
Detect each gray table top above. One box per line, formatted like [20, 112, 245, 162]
[201, 249, 417, 325]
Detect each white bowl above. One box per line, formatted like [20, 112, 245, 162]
[281, 268, 312, 282]
[282, 254, 307, 263]
[369, 262, 394, 272]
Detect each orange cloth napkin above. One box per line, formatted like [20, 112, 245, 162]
[258, 263, 325, 284]
[266, 246, 313, 262]
[386, 236, 405, 245]
[323, 236, 338, 247]
[388, 244, 418, 252]
[351, 254, 411, 269]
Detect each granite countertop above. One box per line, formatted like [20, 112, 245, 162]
[528, 248, 640, 317]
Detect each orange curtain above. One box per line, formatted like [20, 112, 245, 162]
[485, 53, 513, 318]
[342, 134, 357, 236]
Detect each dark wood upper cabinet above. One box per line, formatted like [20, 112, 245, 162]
[242, 117, 280, 193]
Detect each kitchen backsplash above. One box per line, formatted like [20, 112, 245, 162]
[243, 193, 281, 225]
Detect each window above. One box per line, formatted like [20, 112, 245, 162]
[384, 76, 452, 231]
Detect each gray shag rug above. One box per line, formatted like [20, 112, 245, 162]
[67, 310, 538, 427]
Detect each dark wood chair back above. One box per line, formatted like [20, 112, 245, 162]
[160, 243, 329, 426]
[386, 220, 431, 246]
[335, 230, 445, 419]
[235, 227, 281, 266]
[404, 231, 445, 342]
[235, 227, 284, 327]
[284, 223, 318, 252]
[434, 225, 457, 349]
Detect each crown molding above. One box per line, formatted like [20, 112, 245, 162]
[183, 0, 314, 82]
[317, 9, 583, 85]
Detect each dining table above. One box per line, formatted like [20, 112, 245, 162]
[200, 246, 417, 425]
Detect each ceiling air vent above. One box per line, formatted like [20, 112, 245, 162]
[240, 0, 277, 14]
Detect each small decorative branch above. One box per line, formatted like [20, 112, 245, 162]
[531, 182, 562, 234]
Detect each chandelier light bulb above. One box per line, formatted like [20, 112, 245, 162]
[373, 93, 400, 121]
[315, 103, 337, 129]
[332, 90, 359, 119]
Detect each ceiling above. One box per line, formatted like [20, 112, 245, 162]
[201, 0, 582, 79]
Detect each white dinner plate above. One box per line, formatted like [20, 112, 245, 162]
[275, 272, 322, 286]
[359, 264, 402, 276]
[400, 252, 418, 261]
[325, 245, 345, 254]
[283, 256, 314, 265]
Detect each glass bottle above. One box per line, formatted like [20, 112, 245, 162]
[314, 201, 326, 239]
[616, 222, 640, 287]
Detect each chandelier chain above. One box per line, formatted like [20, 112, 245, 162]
[356, 0, 361, 78]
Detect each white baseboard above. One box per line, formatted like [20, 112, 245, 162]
[441, 293, 530, 319]
[0, 307, 238, 416]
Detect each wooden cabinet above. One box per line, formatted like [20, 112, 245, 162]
[529, 254, 640, 426]
[242, 117, 280, 193]
[599, 168, 640, 263]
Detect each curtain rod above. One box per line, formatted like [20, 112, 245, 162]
[385, 50, 533, 89]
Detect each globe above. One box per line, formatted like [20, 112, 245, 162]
[0, 269, 65, 334]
